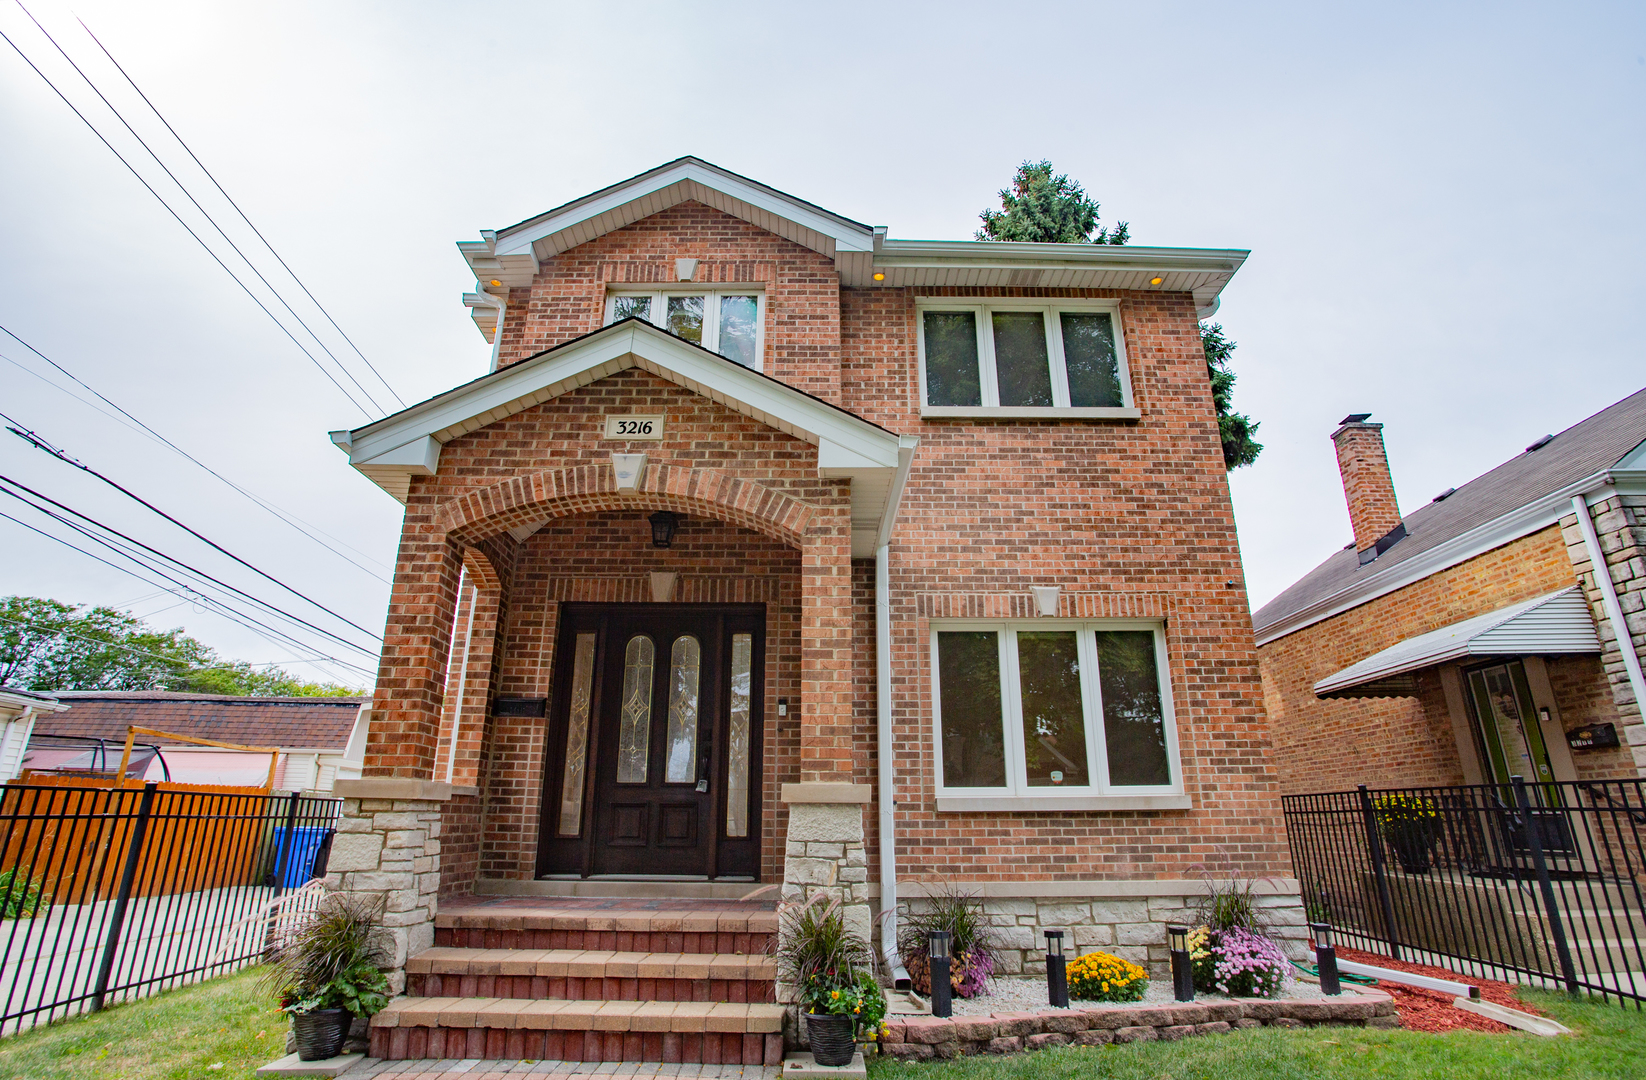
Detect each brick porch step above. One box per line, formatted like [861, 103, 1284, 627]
[368, 997, 786, 1064]
[406, 947, 777, 1002]
[433, 904, 777, 955]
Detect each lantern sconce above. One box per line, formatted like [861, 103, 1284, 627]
[1168, 924, 1194, 1002]
[648, 511, 680, 549]
[927, 930, 952, 1018]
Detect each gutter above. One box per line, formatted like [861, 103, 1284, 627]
[876, 437, 918, 989]
[1570, 495, 1646, 725]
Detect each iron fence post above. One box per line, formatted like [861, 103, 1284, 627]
[272, 790, 301, 897]
[1357, 784, 1402, 961]
[90, 782, 156, 1012]
[1512, 775, 1580, 996]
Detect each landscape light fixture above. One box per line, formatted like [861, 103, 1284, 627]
[1311, 922, 1341, 996]
[1168, 924, 1194, 1001]
[648, 511, 680, 549]
[928, 930, 952, 1018]
[1045, 930, 1069, 1008]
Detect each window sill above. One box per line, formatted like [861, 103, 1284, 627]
[920, 406, 1142, 421]
[935, 793, 1192, 813]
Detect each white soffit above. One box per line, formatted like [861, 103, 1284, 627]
[1313, 587, 1600, 699]
[334, 320, 915, 556]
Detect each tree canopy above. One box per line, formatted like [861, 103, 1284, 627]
[977, 160, 1129, 245]
[0, 595, 359, 696]
[1200, 324, 1263, 470]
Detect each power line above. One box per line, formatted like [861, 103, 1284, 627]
[0, 326, 392, 582]
[0, 22, 375, 417]
[3, 413, 383, 642]
[76, 16, 406, 410]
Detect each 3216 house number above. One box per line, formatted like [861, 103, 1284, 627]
[603, 414, 665, 440]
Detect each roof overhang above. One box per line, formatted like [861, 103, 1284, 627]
[0, 689, 66, 720]
[331, 319, 917, 557]
[1313, 587, 1599, 699]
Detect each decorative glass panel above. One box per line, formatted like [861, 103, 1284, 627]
[666, 295, 704, 343]
[1095, 631, 1171, 786]
[923, 312, 981, 406]
[612, 295, 652, 323]
[718, 295, 759, 368]
[1016, 631, 1089, 787]
[557, 633, 596, 836]
[936, 632, 1006, 787]
[726, 633, 753, 837]
[1059, 312, 1123, 407]
[992, 312, 1053, 407]
[664, 635, 702, 784]
[617, 635, 654, 783]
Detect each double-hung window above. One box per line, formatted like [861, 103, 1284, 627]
[605, 289, 764, 370]
[931, 621, 1187, 811]
[916, 299, 1138, 419]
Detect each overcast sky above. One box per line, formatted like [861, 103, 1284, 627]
[2, 1, 1643, 688]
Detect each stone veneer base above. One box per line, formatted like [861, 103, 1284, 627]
[878, 986, 1396, 1059]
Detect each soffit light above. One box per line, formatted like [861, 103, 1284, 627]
[489, 279, 503, 287]
[1149, 274, 1164, 285]
[873, 272, 885, 281]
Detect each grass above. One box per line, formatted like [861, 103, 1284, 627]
[870, 990, 1646, 1080]
[0, 968, 285, 1080]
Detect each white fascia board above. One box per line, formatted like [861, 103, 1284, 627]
[877, 240, 1247, 270]
[1255, 470, 1613, 647]
[493, 160, 875, 259]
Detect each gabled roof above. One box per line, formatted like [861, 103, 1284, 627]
[1313, 588, 1599, 698]
[332, 318, 918, 557]
[39, 691, 369, 751]
[1254, 386, 1646, 645]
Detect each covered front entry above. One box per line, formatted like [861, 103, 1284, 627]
[536, 603, 764, 880]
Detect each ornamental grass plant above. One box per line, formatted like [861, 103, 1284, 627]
[898, 884, 997, 998]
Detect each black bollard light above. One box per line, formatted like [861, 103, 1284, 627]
[1045, 930, 1069, 1007]
[928, 930, 952, 1018]
[1167, 924, 1194, 1002]
[1311, 922, 1342, 995]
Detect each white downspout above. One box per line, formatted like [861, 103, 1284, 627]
[445, 570, 477, 785]
[877, 436, 918, 989]
[1571, 495, 1646, 726]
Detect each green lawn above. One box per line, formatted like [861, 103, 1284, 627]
[870, 992, 1646, 1080]
[0, 968, 284, 1080]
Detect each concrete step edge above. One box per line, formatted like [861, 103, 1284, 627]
[371, 997, 786, 1034]
[406, 947, 777, 979]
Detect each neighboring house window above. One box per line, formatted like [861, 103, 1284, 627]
[606, 290, 764, 370]
[930, 621, 1185, 810]
[916, 299, 1138, 418]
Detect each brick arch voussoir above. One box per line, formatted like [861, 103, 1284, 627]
[437, 465, 814, 548]
[460, 546, 502, 593]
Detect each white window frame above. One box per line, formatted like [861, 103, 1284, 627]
[605, 287, 766, 371]
[915, 297, 1140, 420]
[929, 619, 1189, 812]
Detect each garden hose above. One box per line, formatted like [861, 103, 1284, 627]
[1291, 958, 1378, 986]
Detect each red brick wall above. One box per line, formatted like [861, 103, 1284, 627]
[1546, 655, 1638, 781]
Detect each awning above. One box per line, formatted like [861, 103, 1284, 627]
[1313, 587, 1599, 699]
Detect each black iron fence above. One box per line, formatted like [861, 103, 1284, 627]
[1285, 777, 1646, 1006]
[0, 781, 341, 1032]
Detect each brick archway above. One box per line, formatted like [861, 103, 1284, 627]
[435, 463, 817, 548]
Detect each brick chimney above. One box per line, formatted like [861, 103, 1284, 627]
[1332, 414, 1403, 558]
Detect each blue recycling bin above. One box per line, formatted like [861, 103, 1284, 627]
[272, 825, 335, 889]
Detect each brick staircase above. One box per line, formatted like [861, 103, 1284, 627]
[369, 898, 785, 1064]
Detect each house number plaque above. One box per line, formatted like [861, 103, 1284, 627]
[603, 414, 665, 440]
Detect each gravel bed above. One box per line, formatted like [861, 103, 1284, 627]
[945, 975, 1329, 1015]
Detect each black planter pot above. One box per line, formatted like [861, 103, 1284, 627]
[805, 1012, 856, 1066]
[1386, 824, 1435, 874]
[292, 1008, 350, 1061]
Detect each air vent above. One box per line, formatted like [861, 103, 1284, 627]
[1432, 487, 1456, 502]
[1525, 434, 1555, 453]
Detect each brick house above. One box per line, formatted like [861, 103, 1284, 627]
[326, 158, 1305, 1063]
[1253, 391, 1646, 798]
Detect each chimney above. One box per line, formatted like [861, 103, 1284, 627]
[1332, 414, 1403, 561]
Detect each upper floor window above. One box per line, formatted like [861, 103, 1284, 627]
[606, 289, 764, 370]
[916, 299, 1138, 419]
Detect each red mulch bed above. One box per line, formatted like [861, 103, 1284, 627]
[1336, 946, 1548, 1033]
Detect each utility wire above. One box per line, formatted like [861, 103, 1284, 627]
[0, 23, 374, 418]
[0, 326, 393, 581]
[76, 16, 406, 409]
[2, 412, 382, 642]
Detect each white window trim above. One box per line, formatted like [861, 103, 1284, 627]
[605, 287, 766, 371]
[929, 619, 1188, 813]
[915, 297, 1140, 420]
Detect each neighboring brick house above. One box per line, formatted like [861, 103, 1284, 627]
[1253, 391, 1646, 798]
[327, 158, 1305, 1063]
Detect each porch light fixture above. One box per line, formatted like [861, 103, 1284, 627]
[873, 272, 885, 281]
[1311, 922, 1341, 995]
[648, 511, 680, 549]
[1168, 924, 1194, 1001]
[928, 930, 952, 1018]
[1149, 274, 1164, 285]
[1045, 930, 1069, 1008]
[489, 279, 502, 287]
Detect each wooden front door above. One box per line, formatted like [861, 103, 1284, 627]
[537, 604, 764, 879]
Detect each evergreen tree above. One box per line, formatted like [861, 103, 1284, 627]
[1201, 323, 1263, 469]
[977, 161, 1129, 244]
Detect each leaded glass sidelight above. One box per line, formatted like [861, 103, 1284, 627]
[726, 633, 753, 837]
[664, 635, 702, 784]
[617, 635, 655, 784]
[557, 633, 596, 836]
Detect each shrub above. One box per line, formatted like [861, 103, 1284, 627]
[0, 868, 45, 920]
[1065, 951, 1148, 1003]
[898, 885, 996, 998]
[1190, 926, 1289, 998]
